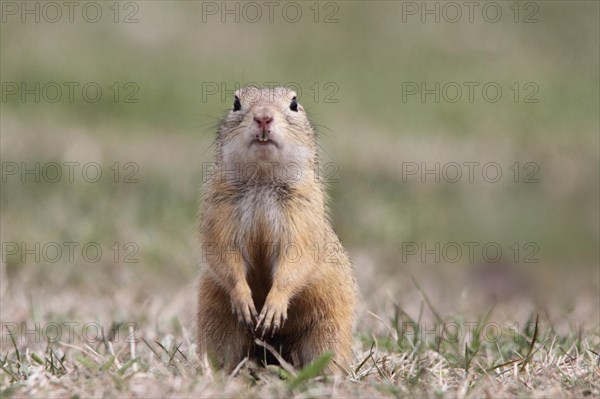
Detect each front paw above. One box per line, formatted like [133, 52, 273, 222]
[256, 295, 288, 338]
[230, 285, 257, 330]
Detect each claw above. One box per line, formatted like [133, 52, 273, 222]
[231, 297, 258, 332]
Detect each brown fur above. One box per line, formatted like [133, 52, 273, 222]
[197, 87, 357, 373]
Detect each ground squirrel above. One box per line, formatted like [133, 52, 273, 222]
[197, 87, 357, 373]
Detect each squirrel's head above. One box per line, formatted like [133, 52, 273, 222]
[216, 87, 317, 181]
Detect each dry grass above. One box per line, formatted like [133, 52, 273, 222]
[1, 117, 599, 398]
[2, 275, 598, 398]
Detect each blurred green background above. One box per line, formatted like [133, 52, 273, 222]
[1, 1, 598, 324]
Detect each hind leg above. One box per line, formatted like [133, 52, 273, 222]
[290, 318, 354, 373]
[197, 274, 252, 370]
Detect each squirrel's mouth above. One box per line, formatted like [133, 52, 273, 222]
[251, 138, 279, 148]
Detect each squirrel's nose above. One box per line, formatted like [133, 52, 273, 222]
[253, 115, 273, 131]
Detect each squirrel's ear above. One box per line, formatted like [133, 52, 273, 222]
[233, 96, 242, 112]
[290, 97, 299, 112]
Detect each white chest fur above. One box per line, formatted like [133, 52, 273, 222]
[237, 185, 287, 276]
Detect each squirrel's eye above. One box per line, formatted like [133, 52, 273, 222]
[290, 97, 298, 112]
[233, 96, 241, 112]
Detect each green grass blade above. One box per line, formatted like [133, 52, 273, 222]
[287, 352, 332, 390]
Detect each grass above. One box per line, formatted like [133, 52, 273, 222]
[1, 295, 598, 398]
